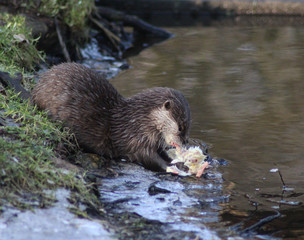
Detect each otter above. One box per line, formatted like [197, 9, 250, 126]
[32, 63, 191, 171]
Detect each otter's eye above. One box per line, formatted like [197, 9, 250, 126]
[178, 125, 183, 132]
[164, 100, 171, 110]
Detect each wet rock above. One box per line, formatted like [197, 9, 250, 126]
[148, 182, 172, 196]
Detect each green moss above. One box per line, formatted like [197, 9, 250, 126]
[0, 13, 45, 74]
[23, 0, 95, 30]
[0, 91, 97, 209]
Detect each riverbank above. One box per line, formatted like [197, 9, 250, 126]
[101, 0, 304, 17]
[0, 2, 171, 239]
[100, 0, 304, 27]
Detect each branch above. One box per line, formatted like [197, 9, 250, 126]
[54, 17, 71, 62]
[96, 7, 172, 39]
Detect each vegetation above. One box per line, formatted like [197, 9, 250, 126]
[0, 90, 98, 209]
[17, 0, 95, 30]
[0, 9, 99, 211]
[0, 13, 44, 74]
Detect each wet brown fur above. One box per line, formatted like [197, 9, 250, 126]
[32, 63, 191, 171]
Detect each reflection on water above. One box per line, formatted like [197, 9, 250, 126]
[110, 26, 304, 238]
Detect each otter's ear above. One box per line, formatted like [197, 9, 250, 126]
[163, 100, 171, 110]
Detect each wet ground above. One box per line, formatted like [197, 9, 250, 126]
[100, 24, 304, 239]
[0, 189, 114, 240]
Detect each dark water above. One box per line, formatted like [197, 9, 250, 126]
[106, 26, 304, 239]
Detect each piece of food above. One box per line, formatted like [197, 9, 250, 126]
[166, 146, 209, 177]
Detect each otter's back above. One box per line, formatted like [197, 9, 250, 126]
[32, 63, 124, 156]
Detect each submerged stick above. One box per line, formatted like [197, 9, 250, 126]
[278, 170, 286, 186]
[240, 211, 281, 235]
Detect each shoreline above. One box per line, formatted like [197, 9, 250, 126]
[100, 0, 304, 17]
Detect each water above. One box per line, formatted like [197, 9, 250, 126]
[105, 26, 304, 238]
[99, 161, 226, 239]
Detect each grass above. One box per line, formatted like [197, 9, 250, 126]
[0, 13, 45, 74]
[0, 91, 98, 209]
[0, 12, 99, 211]
[0, 0, 95, 73]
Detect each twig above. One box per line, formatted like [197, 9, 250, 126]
[90, 17, 121, 51]
[240, 211, 281, 235]
[54, 17, 71, 62]
[278, 170, 286, 186]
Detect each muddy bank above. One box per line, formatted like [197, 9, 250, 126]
[0, 3, 174, 240]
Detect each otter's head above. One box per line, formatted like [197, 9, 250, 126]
[150, 88, 191, 150]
